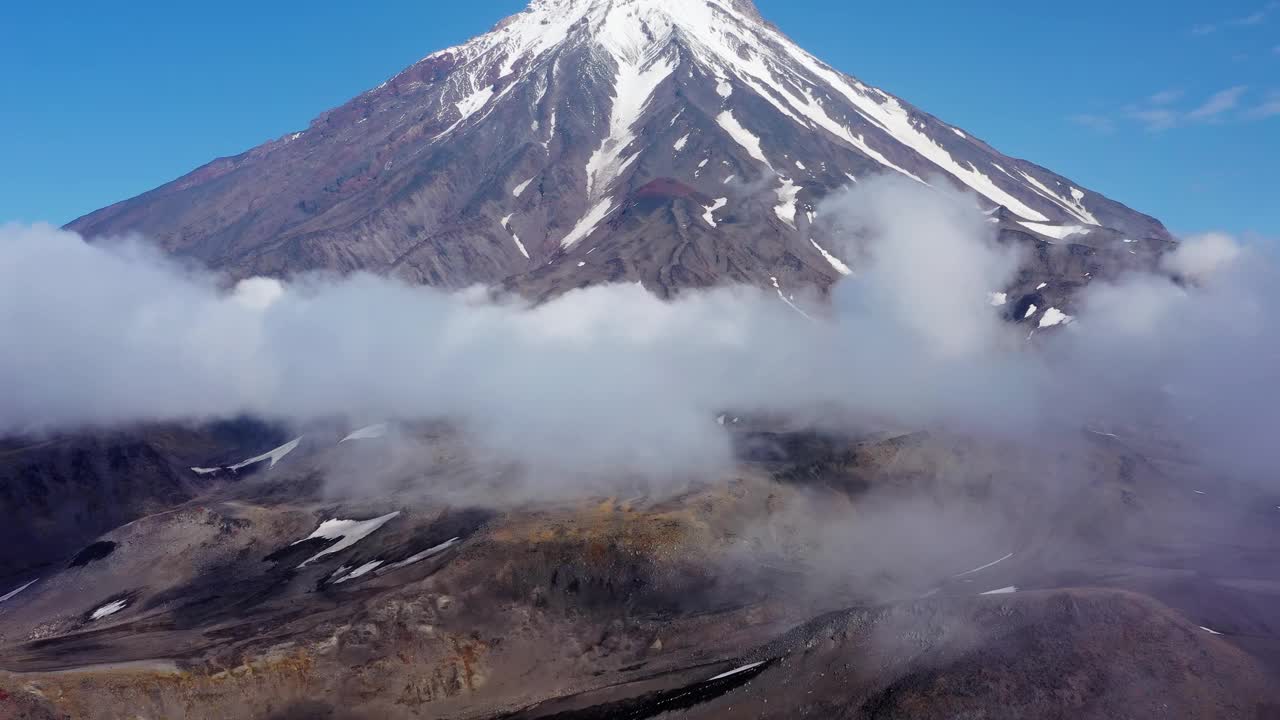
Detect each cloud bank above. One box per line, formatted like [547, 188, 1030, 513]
[1, 177, 1276, 484]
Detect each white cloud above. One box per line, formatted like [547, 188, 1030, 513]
[4, 189, 1280, 494]
[1234, 3, 1277, 25]
[1148, 89, 1184, 106]
[1192, 2, 1280, 34]
[1069, 113, 1115, 133]
[1162, 232, 1244, 281]
[1246, 91, 1280, 119]
[231, 277, 285, 311]
[1126, 107, 1181, 131]
[1188, 86, 1249, 121]
[0, 193, 1030, 484]
[1112, 87, 1251, 131]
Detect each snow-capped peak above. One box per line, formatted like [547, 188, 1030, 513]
[406, 0, 1122, 233]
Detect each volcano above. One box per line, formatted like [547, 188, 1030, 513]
[67, 0, 1168, 300]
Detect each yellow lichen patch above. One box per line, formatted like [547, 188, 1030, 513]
[486, 472, 788, 561]
[10, 651, 323, 720]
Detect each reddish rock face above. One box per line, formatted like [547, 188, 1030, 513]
[632, 178, 707, 201]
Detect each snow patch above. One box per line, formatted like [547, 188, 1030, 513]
[769, 277, 812, 320]
[674, 133, 690, 151]
[774, 177, 801, 226]
[981, 586, 1018, 596]
[542, 108, 558, 149]
[1024, 304, 1038, 319]
[385, 537, 462, 572]
[335, 560, 384, 584]
[513, 177, 535, 197]
[703, 198, 728, 227]
[716, 111, 770, 168]
[91, 599, 128, 620]
[1038, 308, 1073, 328]
[229, 437, 302, 472]
[450, 85, 495, 130]
[1017, 171, 1100, 225]
[1018, 221, 1091, 241]
[561, 198, 615, 248]
[954, 553, 1014, 578]
[708, 661, 766, 682]
[341, 424, 389, 443]
[296, 512, 402, 568]
[502, 214, 531, 259]
[810, 238, 851, 276]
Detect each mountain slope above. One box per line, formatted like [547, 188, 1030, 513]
[67, 0, 1169, 296]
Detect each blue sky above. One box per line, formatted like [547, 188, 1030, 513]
[1, 0, 1276, 236]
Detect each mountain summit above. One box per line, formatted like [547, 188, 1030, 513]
[68, 0, 1168, 297]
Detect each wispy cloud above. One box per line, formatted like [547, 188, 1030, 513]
[1235, 2, 1278, 25]
[1125, 107, 1181, 131]
[1246, 91, 1280, 119]
[1148, 89, 1185, 105]
[1188, 85, 1249, 121]
[1079, 86, 1255, 132]
[1069, 113, 1116, 133]
[1191, 1, 1280, 35]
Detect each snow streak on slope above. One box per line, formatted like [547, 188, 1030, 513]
[228, 437, 303, 471]
[584, 49, 675, 199]
[0, 579, 37, 604]
[562, 198, 616, 248]
[502, 214, 532, 258]
[341, 423, 390, 443]
[1017, 170, 1100, 225]
[717, 111, 771, 168]
[385, 537, 462, 572]
[810, 238, 852, 275]
[755, 24, 1055, 220]
[1018, 221, 1090, 241]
